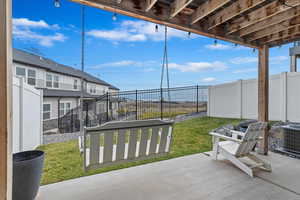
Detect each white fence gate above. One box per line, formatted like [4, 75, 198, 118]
[208, 72, 300, 122]
[13, 76, 43, 153]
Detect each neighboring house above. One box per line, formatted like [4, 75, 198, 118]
[13, 49, 119, 132]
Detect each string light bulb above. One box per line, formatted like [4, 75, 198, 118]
[188, 32, 191, 38]
[252, 48, 256, 53]
[155, 24, 158, 32]
[54, 0, 60, 8]
[112, 13, 117, 21]
[214, 39, 218, 46]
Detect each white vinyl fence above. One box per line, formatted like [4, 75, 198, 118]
[13, 76, 43, 153]
[208, 72, 300, 122]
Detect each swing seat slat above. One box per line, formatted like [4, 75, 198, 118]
[80, 119, 174, 171]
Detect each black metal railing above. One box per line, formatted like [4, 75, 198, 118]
[58, 85, 208, 133]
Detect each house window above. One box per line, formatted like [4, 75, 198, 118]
[46, 74, 52, 88]
[89, 85, 97, 94]
[16, 67, 26, 78]
[59, 102, 71, 117]
[46, 73, 59, 88]
[43, 103, 51, 120]
[53, 75, 59, 88]
[27, 69, 36, 86]
[73, 79, 78, 90]
[16, 67, 36, 86]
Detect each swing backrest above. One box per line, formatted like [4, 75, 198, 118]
[235, 122, 267, 157]
[83, 119, 174, 171]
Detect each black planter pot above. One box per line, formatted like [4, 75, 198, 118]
[13, 150, 44, 200]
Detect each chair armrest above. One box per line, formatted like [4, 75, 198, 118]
[209, 131, 243, 144]
[223, 128, 245, 137]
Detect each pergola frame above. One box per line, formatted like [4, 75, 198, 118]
[1, 0, 299, 198]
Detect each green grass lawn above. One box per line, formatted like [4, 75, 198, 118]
[37, 117, 241, 185]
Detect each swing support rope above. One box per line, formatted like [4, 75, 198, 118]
[160, 26, 171, 115]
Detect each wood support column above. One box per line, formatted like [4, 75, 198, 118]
[258, 45, 269, 155]
[0, 0, 12, 199]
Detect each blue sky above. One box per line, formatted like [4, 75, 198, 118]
[13, 0, 292, 90]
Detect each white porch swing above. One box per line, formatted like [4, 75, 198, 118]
[77, 9, 174, 171]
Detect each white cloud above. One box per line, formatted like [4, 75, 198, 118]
[87, 20, 195, 42]
[230, 57, 257, 64]
[90, 60, 157, 69]
[13, 18, 60, 29]
[143, 68, 156, 72]
[205, 44, 232, 50]
[13, 18, 66, 47]
[169, 61, 227, 72]
[205, 43, 251, 50]
[233, 68, 257, 74]
[270, 56, 288, 64]
[201, 77, 216, 83]
[230, 55, 288, 65]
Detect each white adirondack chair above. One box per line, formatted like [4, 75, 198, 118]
[209, 122, 271, 177]
[79, 119, 174, 171]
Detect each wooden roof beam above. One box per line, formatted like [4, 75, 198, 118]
[170, 0, 194, 19]
[191, 0, 232, 25]
[145, 0, 158, 12]
[238, 5, 300, 37]
[226, 0, 300, 35]
[248, 16, 300, 42]
[206, 0, 276, 31]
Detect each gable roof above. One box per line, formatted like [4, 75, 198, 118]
[13, 49, 119, 90]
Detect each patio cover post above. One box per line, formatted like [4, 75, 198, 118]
[0, 0, 13, 199]
[258, 45, 269, 155]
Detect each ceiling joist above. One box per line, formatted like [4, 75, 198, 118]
[145, 0, 158, 12]
[261, 25, 300, 45]
[226, 0, 300, 35]
[238, 5, 300, 37]
[248, 16, 300, 42]
[170, 0, 193, 19]
[191, 0, 232, 25]
[206, 0, 276, 31]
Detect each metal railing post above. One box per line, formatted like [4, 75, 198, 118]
[160, 88, 163, 120]
[71, 109, 73, 132]
[135, 90, 138, 120]
[58, 98, 61, 131]
[106, 92, 109, 122]
[85, 102, 89, 127]
[196, 85, 199, 113]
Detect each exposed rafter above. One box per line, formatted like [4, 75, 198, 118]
[248, 16, 300, 42]
[206, 0, 275, 31]
[268, 33, 300, 47]
[238, 5, 300, 37]
[261, 25, 300, 45]
[226, 0, 300, 35]
[145, 0, 158, 12]
[170, 0, 193, 19]
[191, 0, 232, 25]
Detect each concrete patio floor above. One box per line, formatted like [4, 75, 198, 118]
[37, 152, 300, 200]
